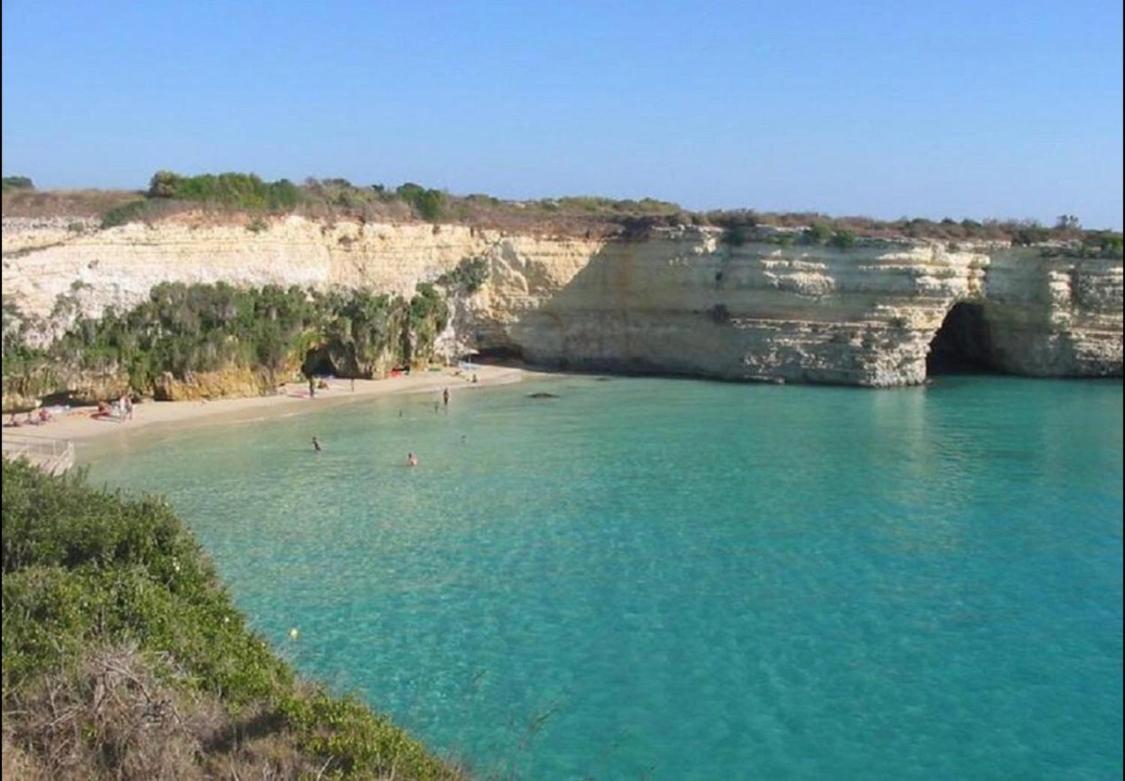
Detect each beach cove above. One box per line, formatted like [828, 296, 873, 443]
[82, 374, 1124, 780]
[12, 365, 526, 457]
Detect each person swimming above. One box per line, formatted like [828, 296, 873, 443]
[312, 436, 322, 452]
[407, 452, 419, 467]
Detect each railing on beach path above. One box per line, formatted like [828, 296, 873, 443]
[1, 433, 76, 475]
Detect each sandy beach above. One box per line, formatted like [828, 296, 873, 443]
[2, 365, 528, 460]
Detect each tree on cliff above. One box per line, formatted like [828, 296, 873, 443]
[1, 176, 34, 192]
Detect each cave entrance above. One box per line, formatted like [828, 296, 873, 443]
[301, 346, 338, 378]
[926, 302, 997, 376]
[474, 344, 525, 364]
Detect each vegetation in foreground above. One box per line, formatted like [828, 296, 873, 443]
[3, 169, 1121, 250]
[1, 459, 463, 780]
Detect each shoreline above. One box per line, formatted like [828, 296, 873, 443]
[5, 365, 532, 463]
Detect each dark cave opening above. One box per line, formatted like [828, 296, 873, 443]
[474, 344, 525, 363]
[926, 302, 998, 376]
[301, 346, 339, 378]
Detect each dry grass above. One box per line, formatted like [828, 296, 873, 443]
[4, 185, 1119, 247]
[1, 645, 361, 780]
[2, 189, 143, 219]
[2, 645, 313, 780]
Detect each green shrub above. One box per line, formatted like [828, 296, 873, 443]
[397, 183, 446, 221]
[803, 222, 833, 244]
[147, 171, 300, 211]
[1, 176, 34, 192]
[100, 199, 150, 229]
[435, 256, 489, 293]
[406, 283, 449, 363]
[1012, 225, 1051, 246]
[1074, 231, 1124, 259]
[829, 230, 857, 249]
[721, 225, 751, 247]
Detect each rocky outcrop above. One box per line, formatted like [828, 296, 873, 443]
[152, 367, 278, 401]
[3, 216, 1121, 389]
[469, 229, 1121, 385]
[1, 364, 131, 411]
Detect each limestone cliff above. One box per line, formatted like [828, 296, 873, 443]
[3, 215, 1121, 390]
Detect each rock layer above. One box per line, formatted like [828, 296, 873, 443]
[3, 216, 1121, 389]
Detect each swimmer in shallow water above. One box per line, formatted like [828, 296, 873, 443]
[312, 436, 322, 452]
[407, 452, 419, 467]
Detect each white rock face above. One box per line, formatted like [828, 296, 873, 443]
[3, 217, 1121, 386]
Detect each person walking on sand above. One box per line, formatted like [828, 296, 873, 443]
[407, 452, 419, 467]
[312, 436, 322, 452]
[308, 376, 316, 399]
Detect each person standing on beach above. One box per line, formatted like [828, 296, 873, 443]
[124, 395, 133, 421]
[443, 387, 450, 408]
[308, 376, 316, 399]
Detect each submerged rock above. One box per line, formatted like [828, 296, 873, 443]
[527, 392, 559, 399]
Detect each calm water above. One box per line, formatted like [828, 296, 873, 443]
[86, 375, 1123, 780]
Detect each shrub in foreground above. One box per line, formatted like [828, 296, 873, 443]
[1, 459, 462, 780]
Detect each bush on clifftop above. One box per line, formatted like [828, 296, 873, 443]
[1, 176, 34, 192]
[148, 171, 300, 210]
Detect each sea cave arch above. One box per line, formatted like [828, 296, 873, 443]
[301, 343, 352, 378]
[926, 301, 1000, 376]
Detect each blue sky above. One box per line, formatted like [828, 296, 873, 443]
[3, 1, 1122, 228]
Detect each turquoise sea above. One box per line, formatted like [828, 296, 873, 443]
[86, 375, 1123, 780]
